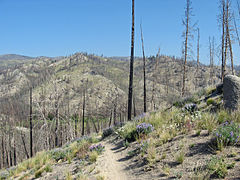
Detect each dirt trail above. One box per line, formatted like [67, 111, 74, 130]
[96, 140, 134, 180]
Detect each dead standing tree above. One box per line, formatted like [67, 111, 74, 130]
[195, 27, 200, 90]
[82, 79, 88, 136]
[151, 48, 160, 111]
[140, 23, 147, 113]
[209, 37, 215, 86]
[220, 0, 235, 79]
[128, 0, 135, 120]
[220, 0, 226, 81]
[225, 0, 234, 75]
[197, 28, 200, 72]
[182, 0, 194, 96]
[29, 87, 33, 157]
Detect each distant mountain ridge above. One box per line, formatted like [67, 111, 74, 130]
[0, 54, 34, 61]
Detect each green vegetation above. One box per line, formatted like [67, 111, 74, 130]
[206, 98, 216, 106]
[214, 122, 240, 150]
[175, 150, 185, 164]
[0, 136, 103, 179]
[207, 156, 228, 178]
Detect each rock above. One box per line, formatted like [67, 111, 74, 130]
[223, 75, 240, 111]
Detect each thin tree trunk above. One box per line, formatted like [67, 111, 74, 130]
[1, 136, 5, 167]
[140, 23, 147, 113]
[197, 28, 200, 72]
[109, 111, 112, 128]
[233, 14, 240, 47]
[151, 48, 160, 111]
[54, 102, 59, 147]
[133, 95, 136, 117]
[227, 30, 234, 75]
[225, 0, 234, 75]
[182, 0, 190, 97]
[74, 115, 78, 138]
[221, 0, 226, 81]
[128, 0, 135, 120]
[29, 87, 33, 157]
[82, 89, 85, 136]
[20, 131, 29, 159]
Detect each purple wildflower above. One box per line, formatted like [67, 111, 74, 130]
[136, 123, 154, 134]
[89, 144, 104, 152]
[230, 131, 234, 137]
[235, 136, 239, 143]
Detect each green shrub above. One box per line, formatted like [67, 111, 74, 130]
[214, 122, 240, 149]
[102, 127, 114, 139]
[44, 164, 53, 172]
[206, 98, 215, 106]
[207, 157, 228, 178]
[50, 149, 67, 162]
[206, 87, 216, 95]
[89, 151, 98, 163]
[217, 110, 231, 124]
[175, 150, 185, 164]
[35, 168, 44, 178]
[139, 140, 149, 156]
[88, 135, 99, 144]
[125, 129, 138, 142]
[173, 96, 198, 108]
[117, 122, 138, 142]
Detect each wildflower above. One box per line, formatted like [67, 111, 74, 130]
[89, 144, 104, 153]
[136, 123, 154, 134]
[230, 131, 234, 137]
[235, 136, 239, 143]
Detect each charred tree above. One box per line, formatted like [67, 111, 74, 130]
[140, 23, 147, 113]
[29, 87, 33, 157]
[128, 0, 135, 120]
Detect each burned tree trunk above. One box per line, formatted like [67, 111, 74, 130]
[128, 0, 135, 120]
[140, 23, 147, 113]
[29, 87, 33, 157]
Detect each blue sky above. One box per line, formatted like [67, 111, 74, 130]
[0, 0, 239, 65]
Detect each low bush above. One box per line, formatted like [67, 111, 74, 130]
[214, 122, 240, 149]
[89, 151, 98, 163]
[136, 123, 154, 135]
[206, 98, 215, 106]
[207, 157, 228, 178]
[102, 127, 114, 139]
[206, 87, 216, 95]
[175, 150, 185, 164]
[117, 122, 138, 142]
[89, 144, 105, 154]
[217, 110, 231, 124]
[50, 149, 67, 162]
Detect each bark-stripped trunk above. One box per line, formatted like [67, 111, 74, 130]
[140, 23, 147, 113]
[182, 0, 190, 97]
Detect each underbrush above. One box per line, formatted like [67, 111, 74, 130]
[1, 136, 104, 180]
[116, 104, 240, 171]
